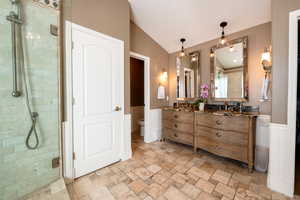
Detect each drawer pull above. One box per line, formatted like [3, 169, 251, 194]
[174, 115, 178, 119]
[216, 120, 222, 125]
[174, 133, 178, 137]
[216, 132, 222, 137]
[174, 124, 178, 128]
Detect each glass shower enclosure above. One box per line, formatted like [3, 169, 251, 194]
[0, 0, 61, 199]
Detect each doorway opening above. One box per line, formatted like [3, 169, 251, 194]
[129, 52, 151, 153]
[130, 56, 145, 152]
[295, 19, 300, 196]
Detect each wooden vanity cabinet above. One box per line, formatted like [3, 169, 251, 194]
[194, 112, 256, 172]
[162, 110, 257, 172]
[162, 110, 194, 146]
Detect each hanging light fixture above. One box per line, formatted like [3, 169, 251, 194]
[219, 21, 228, 46]
[210, 49, 214, 58]
[179, 38, 186, 57]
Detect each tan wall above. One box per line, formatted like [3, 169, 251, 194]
[271, 0, 300, 124]
[130, 22, 169, 109]
[66, 0, 131, 114]
[169, 22, 272, 115]
[131, 106, 144, 132]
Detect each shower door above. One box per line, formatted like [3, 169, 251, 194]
[0, 1, 61, 199]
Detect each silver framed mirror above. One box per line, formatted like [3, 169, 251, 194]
[210, 36, 248, 102]
[176, 51, 201, 99]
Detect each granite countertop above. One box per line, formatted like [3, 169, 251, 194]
[162, 107, 259, 117]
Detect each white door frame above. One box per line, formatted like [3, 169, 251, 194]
[63, 21, 126, 179]
[130, 52, 152, 143]
[287, 9, 300, 196]
[63, 20, 74, 179]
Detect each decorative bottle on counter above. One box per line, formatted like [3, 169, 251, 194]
[199, 103, 205, 111]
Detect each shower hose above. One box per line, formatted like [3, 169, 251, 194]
[18, 23, 40, 150]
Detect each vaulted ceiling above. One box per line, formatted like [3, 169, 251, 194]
[129, 0, 271, 53]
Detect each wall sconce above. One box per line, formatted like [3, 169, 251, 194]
[160, 70, 168, 83]
[261, 47, 272, 76]
[158, 70, 168, 99]
[260, 47, 272, 101]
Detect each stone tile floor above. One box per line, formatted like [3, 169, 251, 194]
[67, 136, 299, 200]
[23, 178, 70, 200]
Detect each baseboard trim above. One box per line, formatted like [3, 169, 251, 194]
[144, 109, 162, 143]
[121, 114, 132, 161]
[64, 177, 74, 185]
[268, 123, 294, 197]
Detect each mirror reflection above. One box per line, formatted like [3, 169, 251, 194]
[176, 51, 200, 99]
[211, 37, 248, 101]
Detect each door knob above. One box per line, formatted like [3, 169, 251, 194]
[114, 106, 122, 111]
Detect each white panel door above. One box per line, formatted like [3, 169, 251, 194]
[72, 24, 124, 178]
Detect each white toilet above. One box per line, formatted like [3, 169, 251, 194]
[138, 119, 144, 136]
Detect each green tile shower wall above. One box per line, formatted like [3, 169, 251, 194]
[0, 1, 60, 199]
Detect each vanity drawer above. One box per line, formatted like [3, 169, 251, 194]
[163, 111, 194, 124]
[163, 120, 193, 135]
[195, 136, 248, 163]
[195, 113, 249, 133]
[163, 128, 193, 145]
[195, 126, 248, 146]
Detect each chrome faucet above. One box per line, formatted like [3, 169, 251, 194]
[224, 102, 228, 111]
[238, 102, 244, 113]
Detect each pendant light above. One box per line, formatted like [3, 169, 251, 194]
[179, 38, 186, 57]
[219, 21, 228, 46]
[210, 49, 215, 58]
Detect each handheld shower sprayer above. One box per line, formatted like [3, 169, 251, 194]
[6, 0, 40, 150]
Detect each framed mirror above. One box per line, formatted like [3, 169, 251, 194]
[176, 51, 201, 99]
[210, 36, 248, 102]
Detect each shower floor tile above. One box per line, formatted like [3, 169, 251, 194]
[22, 178, 70, 200]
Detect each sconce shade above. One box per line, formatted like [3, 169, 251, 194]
[219, 37, 227, 45]
[191, 56, 197, 62]
[179, 51, 185, 57]
[210, 49, 214, 57]
[261, 49, 272, 74]
[160, 71, 168, 83]
[261, 52, 271, 63]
